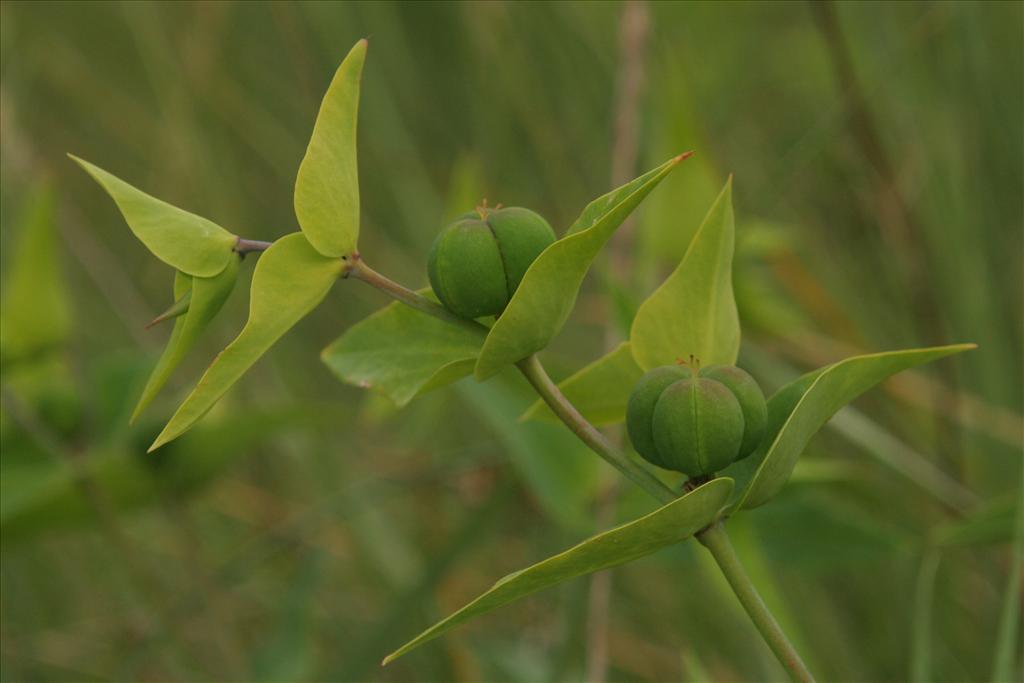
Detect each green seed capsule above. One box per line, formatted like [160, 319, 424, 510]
[427, 206, 556, 319]
[652, 378, 744, 476]
[699, 365, 767, 459]
[625, 365, 690, 469]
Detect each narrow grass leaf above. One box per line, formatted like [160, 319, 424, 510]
[520, 342, 642, 425]
[382, 477, 733, 665]
[474, 154, 688, 379]
[631, 178, 739, 370]
[294, 39, 366, 258]
[321, 292, 485, 406]
[149, 233, 342, 450]
[728, 344, 976, 510]
[131, 257, 240, 422]
[69, 155, 237, 277]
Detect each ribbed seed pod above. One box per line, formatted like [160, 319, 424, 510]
[427, 207, 555, 319]
[699, 365, 767, 459]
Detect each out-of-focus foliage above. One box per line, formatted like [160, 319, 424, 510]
[1, 2, 1020, 682]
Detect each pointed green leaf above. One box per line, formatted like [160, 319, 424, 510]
[294, 39, 366, 258]
[321, 292, 485, 406]
[149, 233, 343, 450]
[521, 342, 642, 426]
[474, 155, 688, 380]
[383, 477, 732, 665]
[131, 257, 240, 422]
[631, 179, 739, 370]
[726, 344, 975, 511]
[146, 288, 192, 328]
[0, 184, 71, 363]
[69, 155, 237, 277]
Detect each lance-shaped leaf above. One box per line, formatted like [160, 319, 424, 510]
[131, 257, 241, 422]
[321, 293, 485, 406]
[631, 179, 739, 370]
[69, 156, 237, 277]
[473, 154, 688, 380]
[0, 184, 71, 363]
[383, 477, 732, 665]
[294, 39, 366, 258]
[521, 342, 642, 426]
[726, 344, 975, 511]
[149, 233, 343, 451]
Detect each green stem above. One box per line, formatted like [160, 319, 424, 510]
[698, 522, 815, 683]
[346, 257, 489, 338]
[343, 261, 814, 681]
[516, 354, 676, 503]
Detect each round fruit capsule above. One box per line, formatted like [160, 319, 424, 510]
[427, 206, 555, 319]
[699, 365, 767, 459]
[625, 365, 690, 469]
[651, 377, 744, 476]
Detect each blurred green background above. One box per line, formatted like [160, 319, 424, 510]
[1, 1, 1021, 681]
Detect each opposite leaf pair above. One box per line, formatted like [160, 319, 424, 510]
[73, 40, 368, 451]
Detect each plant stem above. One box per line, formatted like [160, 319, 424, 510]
[516, 354, 676, 504]
[342, 260, 814, 680]
[346, 257, 488, 338]
[698, 522, 815, 683]
[233, 237, 273, 254]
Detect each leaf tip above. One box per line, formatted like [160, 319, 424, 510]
[673, 150, 695, 164]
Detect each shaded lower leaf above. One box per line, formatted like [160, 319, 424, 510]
[321, 291, 485, 406]
[0, 183, 71, 364]
[473, 155, 688, 380]
[520, 342, 642, 426]
[631, 179, 739, 370]
[131, 257, 240, 422]
[383, 476, 733, 665]
[149, 233, 342, 450]
[727, 344, 975, 511]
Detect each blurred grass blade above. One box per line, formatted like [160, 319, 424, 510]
[458, 379, 598, 530]
[150, 233, 342, 450]
[132, 257, 240, 422]
[321, 291, 484, 406]
[382, 477, 733, 665]
[294, 39, 366, 258]
[910, 550, 940, 683]
[991, 464, 1024, 682]
[0, 183, 71, 363]
[631, 178, 740, 370]
[474, 154, 689, 380]
[520, 342, 642, 426]
[727, 344, 976, 511]
[69, 155, 238, 277]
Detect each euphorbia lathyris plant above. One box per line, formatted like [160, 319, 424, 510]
[72, 39, 973, 682]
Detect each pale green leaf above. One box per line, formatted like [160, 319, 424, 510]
[383, 476, 733, 665]
[631, 178, 739, 370]
[69, 155, 237, 277]
[131, 256, 241, 422]
[294, 39, 366, 258]
[727, 344, 975, 511]
[149, 233, 342, 450]
[0, 184, 71, 363]
[321, 293, 485, 406]
[474, 155, 687, 380]
[521, 342, 642, 426]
